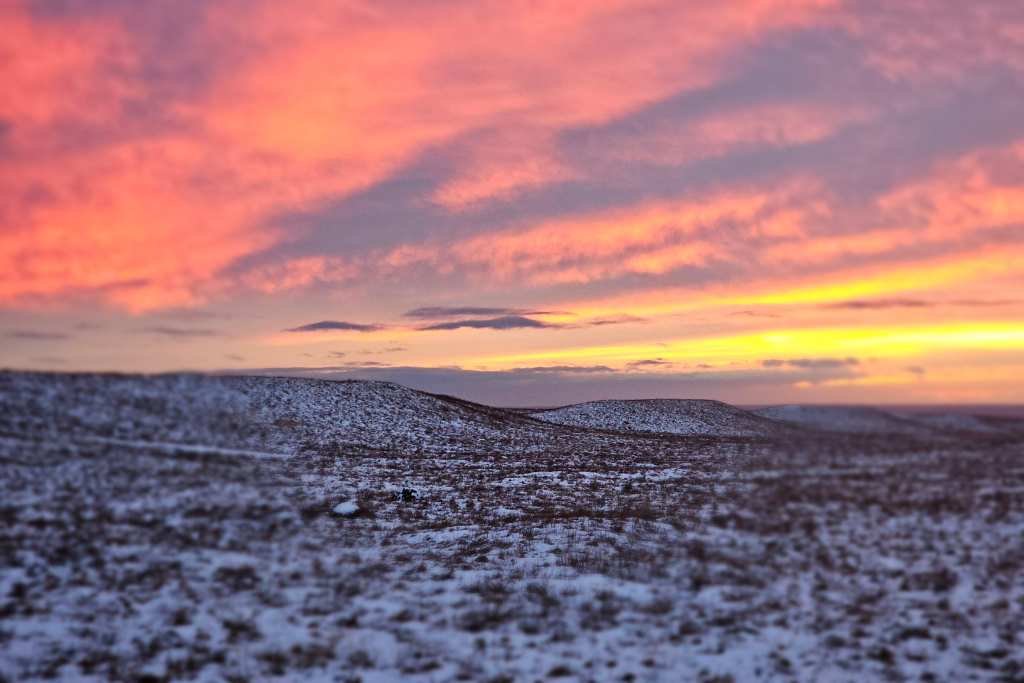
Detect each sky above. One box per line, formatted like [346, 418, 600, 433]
[3, 0, 1024, 406]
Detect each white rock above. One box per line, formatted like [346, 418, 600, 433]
[332, 500, 359, 516]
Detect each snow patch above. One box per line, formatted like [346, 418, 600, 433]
[332, 500, 359, 516]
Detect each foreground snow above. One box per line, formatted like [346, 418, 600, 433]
[2, 372, 1023, 682]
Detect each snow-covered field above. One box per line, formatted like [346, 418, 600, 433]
[2, 372, 1024, 682]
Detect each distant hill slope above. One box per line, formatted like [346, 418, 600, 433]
[753, 404, 932, 435]
[530, 399, 782, 437]
[902, 411, 1024, 437]
[13, 372, 1014, 457]
[909, 412, 1003, 434]
[0, 372, 565, 455]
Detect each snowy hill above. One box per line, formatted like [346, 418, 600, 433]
[0, 372, 561, 455]
[7, 373, 1016, 454]
[529, 399, 782, 437]
[753, 404, 930, 435]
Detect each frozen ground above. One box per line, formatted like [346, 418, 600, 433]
[2, 372, 1024, 682]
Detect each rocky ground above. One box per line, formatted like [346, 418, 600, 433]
[1, 372, 1023, 682]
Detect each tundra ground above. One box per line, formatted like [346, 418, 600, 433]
[1, 373, 1023, 682]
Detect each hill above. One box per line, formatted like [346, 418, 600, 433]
[530, 398, 782, 437]
[0, 371, 563, 455]
[905, 411, 1024, 437]
[753, 404, 931, 435]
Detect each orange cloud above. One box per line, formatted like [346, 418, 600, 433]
[603, 102, 873, 166]
[317, 133, 1024, 295]
[5, 0, 1020, 337]
[878, 143, 1024, 238]
[239, 256, 358, 295]
[0, 0, 837, 312]
[0, 139, 282, 312]
[0, 5, 138, 137]
[377, 181, 819, 284]
[431, 128, 576, 210]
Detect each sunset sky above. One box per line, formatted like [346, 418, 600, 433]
[3, 0, 1024, 405]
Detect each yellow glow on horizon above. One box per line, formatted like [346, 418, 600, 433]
[735, 256, 1003, 307]
[473, 322, 1024, 369]
[556, 246, 1022, 321]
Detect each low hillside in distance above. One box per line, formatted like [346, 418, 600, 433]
[753, 404, 940, 435]
[530, 398, 785, 437]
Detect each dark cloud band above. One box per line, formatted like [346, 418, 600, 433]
[419, 316, 556, 331]
[285, 320, 383, 333]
